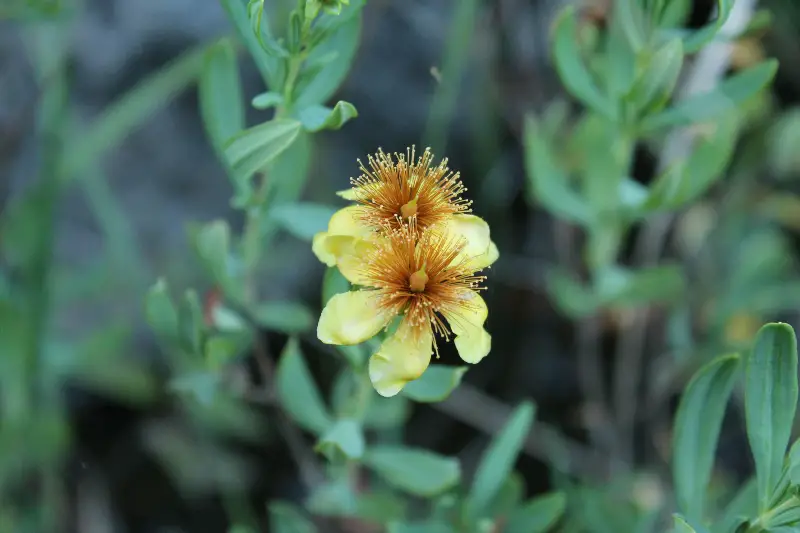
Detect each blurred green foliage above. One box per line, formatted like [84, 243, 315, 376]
[5, 0, 800, 532]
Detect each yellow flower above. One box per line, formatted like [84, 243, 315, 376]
[317, 223, 492, 397]
[312, 147, 497, 282]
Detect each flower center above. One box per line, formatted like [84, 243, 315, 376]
[409, 266, 428, 293]
[400, 198, 418, 219]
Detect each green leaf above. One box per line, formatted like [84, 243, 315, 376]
[254, 130, 313, 228]
[253, 301, 314, 333]
[679, 0, 734, 54]
[505, 492, 567, 533]
[712, 477, 757, 533]
[322, 266, 351, 307]
[630, 38, 684, 117]
[205, 334, 248, 370]
[224, 118, 302, 182]
[595, 264, 686, 307]
[386, 522, 453, 533]
[268, 502, 317, 533]
[219, 0, 281, 86]
[178, 290, 205, 355]
[276, 338, 333, 434]
[252, 91, 284, 110]
[363, 446, 461, 497]
[268, 202, 338, 241]
[745, 323, 799, 511]
[199, 38, 244, 152]
[551, 6, 616, 121]
[523, 115, 592, 225]
[545, 268, 599, 318]
[145, 279, 178, 345]
[190, 220, 233, 291]
[641, 60, 778, 132]
[293, 9, 363, 108]
[465, 401, 536, 521]
[672, 515, 698, 533]
[363, 394, 410, 429]
[672, 353, 741, 521]
[315, 418, 365, 460]
[639, 115, 738, 213]
[403, 366, 467, 402]
[298, 101, 358, 132]
[60, 46, 205, 184]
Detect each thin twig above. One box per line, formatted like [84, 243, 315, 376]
[613, 0, 760, 465]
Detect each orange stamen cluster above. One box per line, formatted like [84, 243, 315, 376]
[351, 147, 472, 231]
[358, 221, 486, 352]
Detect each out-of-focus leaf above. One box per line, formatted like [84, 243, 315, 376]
[546, 269, 599, 318]
[672, 514, 699, 533]
[552, 6, 616, 120]
[712, 478, 757, 533]
[315, 418, 365, 460]
[524, 115, 592, 225]
[672, 353, 741, 521]
[745, 323, 798, 511]
[486, 472, 525, 519]
[641, 60, 777, 132]
[363, 394, 410, 429]
[225, 119, 302, 182]
[252, 91, 284, 110]
[276, 338, 333, 434]
[190, 220, 234, 294]
[768, 107, 800, 177]
[403, 366, 467, 403]
[298, 101, 358, 132]
[199, 38, 244, 152]
[363, 446, 461, 497]
[464, 401, 536, 521]
[205, 333, 249, 370]
[505, 492, 567, 533]
[640, 115, 739, 213]
[630, 38, 683, 116]
[386, 522, 453, 533]
[268, 202, 338, 241]
[253, 301, 314, 333]
[219, 0, 282, 86]
[169, 371, 220, 406]
[676, 0, 734, 54]
[179, 289, 205, 355]
[293, 8, 363, 108]
[322, 266, 350, 306]
[307, 477, 406, 522]
[595, 264, 686, 307]
[60, 46, 205, 184]
[145, 279, 179, 345]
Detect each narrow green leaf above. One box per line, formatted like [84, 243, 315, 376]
[673, 514, 697, 533]
[672, 353, 741, 520]
[268, 502, 317, 533]
[60, 46, 205, 184]
[630, 38, 684, 116]
[363, 446, 461, 497]
[641, 60, 778, 132]
[505, 492, 567, 533]
[523, 115, 592, 225]
[219, 0, 281, 86]
[178, 290, 205, 354]
[253, 301, 314, 333]
[403, 366, 467, 403]
[465, 401, 536, 520]
[293, 10, 362, 108]
[545, 268, 599, 318]
[276, 338, 333, 434]
[551, 6, 616, 120]
[386, 522, 453, 533]
[145, 279, 178, 345]
[595, 264, 686, 307]
[712, 477, 757, 533]
[315, 418, 365, 460]
[199, 38, 244, 152]
[680, 0, 734, 54]
[268, 202, 338, 241]
[224, 118, 302, 181]
[745, 323, 799, 511]
[190, 220, 232, 289]
[252, 91, 284, 110]
[298, 101, 358, 132]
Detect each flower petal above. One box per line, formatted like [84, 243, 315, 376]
[469, 239, 499, 271]
[454, 327, 491, 364]
[444, 293, 491, 364]
[436, 214, 493, 266]
[312, 232, 337, 266]
[328, 205, 370, 237]
[368, 320, 433, 397]
[317, 291, 390, 345]
[335, 188, 358, 201]
[336, 238, 379, 286]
